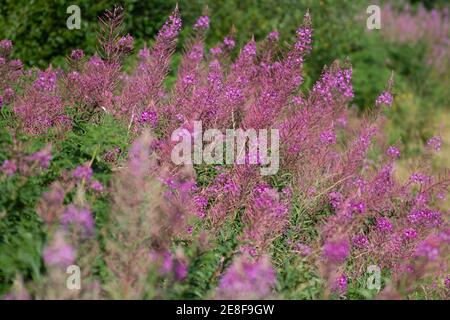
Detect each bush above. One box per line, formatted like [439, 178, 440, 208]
[0, 4, 448, 300]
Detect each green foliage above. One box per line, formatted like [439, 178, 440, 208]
[273, 241, 322, 299]
[62, 114, 129, 166]
[0, 113, 129, 295]
[0, 0, 177, 67]
[0, 167, 46, 295]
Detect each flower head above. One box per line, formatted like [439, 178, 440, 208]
[194, 16, 210, 30]
[174, 259, 188, 281]
[72, 165, 93, 182]
[320, 129, 337, 145]
[387, 146, 400, 159]
[33, 69, 57, 91]
[268, 31, 279, 41]
[295, 14, 312, 53]
[329, 192, 343, 209]
[375, 91, 393, 107]
[70, 49, 84, 60]
[415, 236, 440, 261]
[323, 239, 350, 263]
[427, 136, 441, 152]
[223, 37, 235, 49]
[43, 231, 76, 267]
[295, 243, 312, 257]
[0, 39, 13, 55]
[1, 160, 17, 176]
[140, 110, 158, 126]
[216, 256, 276, 300]
[243, 41, 257, 57]
[445, 276, 450, 289]
[117, 34, 134, 52]
[376, 217, 393, 233]
[332, 273, 347, 294]
[28, 145, 52, 169]
[352, 235, 369, 249]
[90, 180, 104, 192]
[159, 8, 182, 39]
[61, 205, 95, 237]
[402, 228, 418, 240]
[210, 46, 223, 56]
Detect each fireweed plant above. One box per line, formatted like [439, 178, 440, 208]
[381, 2, 450, 74]
[0, 6, 449, 300]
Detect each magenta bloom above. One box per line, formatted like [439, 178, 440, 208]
[174, 260, 188, 281]
[194, 16, 210, 30]
[427, 136, 441, 152]
[295, 243, 312, 257]
[268, 31, 279, 41]
[182, 74, 196, 85]
[210, 46, 223, 56]
[0, 39, 13, 54]
[407, 208, 441, 227]
[0, 159, 17, 176]
[138, 47, 150, 60]
[329, 192, 343, 209]
[223, 37, 235, 49]
[320, 129, 337, 145]
[158, 8, 182, 39]
[28, 145, 52, 169]
[225, 86, 243, 103]
[387, 146, 400, 159]
[157, 251, 173, 275]
[332, 273, 348, 294]
[352, 235, 369, 249]
[9, 59, 23, 69]
[117, 34, 134, 52]
[323, 239, 350, 263]
[155, 250, 188, 281]
[410, 172, 431, 184]
[243, 41, 257, 56]
[3, 87, 14, 103]
[70, 49, 84, 60]
[140, 110, 158, 126]
[43, 232, 76, 267]
[438, 228, 450, 244]
[375, 91, 393, 107]
[88, 55, 103, 67]
[415, 237, 440, 261]
[33, 70, 57, 91]
[72, 165, 93, 182]
[402, 228, 418, 240]
[376, 217, 393, 233]
[90, 180, 104, 192]
[295, 21, 312, 53]
[350, 200, 366, 214]
[194, 195, 208, 218]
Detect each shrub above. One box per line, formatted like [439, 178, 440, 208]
[0, 5, 448, 300]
